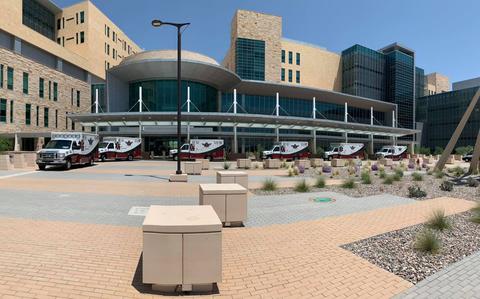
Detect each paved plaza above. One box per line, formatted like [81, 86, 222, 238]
[0, 161, 477, 298]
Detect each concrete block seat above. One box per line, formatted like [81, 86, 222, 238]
[142, 205, 222, 293]
[216, 171, 248, 188]
[331, 159, 345, 167]
[378, 158, 393, 166]
[265, 159, 280, 169]
[236, 158, 251, 169]
[310, 158, 323, 168]
[0, 155, 13, 170]
[195, 159, 209, 170]
[183, 162, 202, 175]
[199, 183, 247, 227]
[294, 159, 311, 169]
[13, 153, 27, 169]
[23, 152, 37, 167]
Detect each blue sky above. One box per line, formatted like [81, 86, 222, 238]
[54, 0, 479, 83]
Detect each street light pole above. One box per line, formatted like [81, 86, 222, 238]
[152, 20, 190, 175]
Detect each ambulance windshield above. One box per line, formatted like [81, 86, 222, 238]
[98, 142, 109, 148]
[45, 140, 72, 150]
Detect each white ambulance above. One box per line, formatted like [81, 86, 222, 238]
[375, 145, 408, 160]
[36, 132, 99, 170]
[169, 139, 225, 161]
[98, 137, 142, 161]
[324, 143, 366, 160]
[262, 141, 310, 160]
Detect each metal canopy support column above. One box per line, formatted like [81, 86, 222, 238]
[187, 86, 190, 142]
[275, 92, 280, 143]
[138, 86, 142, 139]
[312, 97, 317, 154]
[344, 102, 348, 143]
[392, 110, 396, 146]
[95, 88, 99, 134]
[436, 88, 480, 171]
[233, 89, 238, 153]
[368, 106, 374, 155]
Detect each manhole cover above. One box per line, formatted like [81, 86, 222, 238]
[128, 206, 150, 216]
[310, 197, 335, 203]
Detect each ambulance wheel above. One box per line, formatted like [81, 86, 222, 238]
[89, 157, 94, 166]
[38, 164, 46, 171]
[127, 155, 133, 161]
[173, 155, 178, 161]
[100, 155, 106, 162]
[64, 159, 72, 170]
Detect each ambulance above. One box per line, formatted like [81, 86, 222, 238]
[262, 141, 310, 160]
[324, 143, 366, 160]
[36, 132, 99, 170]
[169, 139, 225, 161]
[98, 137, 142, 161]
[375, 145, 408, 160]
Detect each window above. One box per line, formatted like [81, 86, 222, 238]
[39, 78, 44, 98]
[71, 88, 73, 105]
[48, 81, 51, 99]
[235, 38, 265, 80]
[57, 19, 61, 30]
[76, 13, 78, 24]
[0, 64, 3, 88]
[44, 107, 49, 128]
[65, 112, 68, 129]
[71, 120, 75, 130]
[296, 53, 300, 65]
[76, 90, 80, 107]
[113, 48, 116, 59]
[25, 104, 31, 125]
[296, 70, 300, 83]
[53, 82, 58, 101]
[80, 31, 85, 43]
[0, 99, 6, 123]
[288, 51, 293, 64]
[55, 109, 58, 128]
[80, 11, 85, 23]
[281, 68, 285, 81]
[106, 26, 110, 37]
[36, 106, 39, 126]
[281, 50, 285, 63]
[22, 0, 55, 40]
[7, 67, 13, 90]
[288, 69, 292, 82]
[23, 72, 29, 94]
[9, 100, 13, 123]
[113, 31, 116, 42]
[107, 44, 110, 55]
[57, 37, 61, 44]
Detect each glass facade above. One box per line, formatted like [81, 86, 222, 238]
[23, 72, 29, 94]
[91, 84, 106, 113]
[22, 0, 55, 40]
[415, 67, 426, 98]
[417, 87, 480, 149]
[25, 104, 31, 125]
[235, 38, 265, 80]
[0, 65, 3, 88]
[7, 67, 13, 90]
[0, 99, 6, 123]
[129, 80, 218, 112]
[342, 45, 386, 101]
[39, 78, 44, 98]
[53, 82, 58, 101]
[44, 107, 49, 128]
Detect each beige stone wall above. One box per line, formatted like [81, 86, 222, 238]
[57, 1, 142, 79]
[281, 39, 342, 91]
[425, 72, 450, 94]
[224, 10, 282, 82]
[0, 48, 90, 135]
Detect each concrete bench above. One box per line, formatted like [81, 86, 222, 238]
[236, 158, 251, 169]
[310, 158, 323, 168]
[0, 155, 13, 170]
[331, 159, 345, 167]
[199, 183, 247, 227]
[12, 154, 27, 169]
[183, 162, 202, 175]
[142, 205, 222, 293]
[264, 159, 280, 169]
[216, 171, 248, 188]
[294, 159, 310, 169]
[446, 156, 455, 164]
[423, 157, 432, 164]
[195, 159, 209, 170]
[23, 152, 37, 167]
[378, 158, 393, 166]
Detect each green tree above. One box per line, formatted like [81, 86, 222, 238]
[0, 137, 13, 152]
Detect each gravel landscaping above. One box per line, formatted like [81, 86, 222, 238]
[252, 169, 480, 202]
[341, 211, 480, 284]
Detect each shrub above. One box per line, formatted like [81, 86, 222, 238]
[422, 163, 427, 169]
[342, 178, 356, 189]
[379, 169, 387, 179]
[223, 162, 231, 170]
[392, 173, 403, 182]
[394, 168, 404, 178]
[408, 185, 427, 198]
[315, 176, 326, 188]
[254, 163, 259, 169]
[471, 213, 480, 224]
[361, 171, 372, 184]
[287, 168, 294, 177]
[408, 162, 415, 169]
[472, 202, 480, 214]
[455, 146, 474, 156]
[414, 230, 441, 254]
[298, 165, 305, 174]
[371, 164, 379, 171]
[440, 180, 453, 192]
[433, 146, 444, 155]
[426, 210, 451, 231]
[412, 172, 423, 181]
[427, 170, 433, 176]
[452, 166, 465, 177]
[322, 165, 332, 173]
[383, 175, 394, 185]
[280, 161, 287, 168]
[262, 178, 277, 191]
[434, 171, 445, 179]
[0, 137, 13, 152]
[467, 177, 479, 187]
[294, 179, 310, 192]
[293, 166, 299, 176]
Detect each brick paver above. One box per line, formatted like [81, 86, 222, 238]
[0, 197, 474, 298]
[396, 250, 480, 299]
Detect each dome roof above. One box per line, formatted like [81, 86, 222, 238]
[121, 50, 220, 66]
